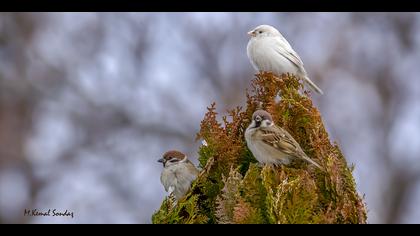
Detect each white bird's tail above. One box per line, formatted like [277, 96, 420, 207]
[304, 76, 324, 95]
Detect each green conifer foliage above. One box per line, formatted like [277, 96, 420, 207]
[152, 73, 367, 224]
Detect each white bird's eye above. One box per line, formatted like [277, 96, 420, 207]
[258, 31, 263, 34]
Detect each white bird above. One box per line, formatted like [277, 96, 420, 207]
[245, 109, 324, 170]
[247, 24, 323, 95]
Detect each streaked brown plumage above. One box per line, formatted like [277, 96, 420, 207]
[245, 110, 323, 170]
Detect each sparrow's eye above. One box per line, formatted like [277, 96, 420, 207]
[169, 158, 178, 162]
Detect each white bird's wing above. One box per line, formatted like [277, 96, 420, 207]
[273, 37, 324, 94]
[272, 37, 305, 68]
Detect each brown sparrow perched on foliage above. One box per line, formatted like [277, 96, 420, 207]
[245, 110, 323, 170]
[158, 150, 199, 200]
[247, 24, 323, 94]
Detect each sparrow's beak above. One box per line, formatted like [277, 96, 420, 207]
[248, 30, 255, 37]
[158, 158, 164, 163]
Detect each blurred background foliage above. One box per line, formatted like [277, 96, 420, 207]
[0, 12, 419, 223]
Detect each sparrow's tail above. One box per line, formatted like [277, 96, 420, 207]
[301, 154, 325, 172]
[304, 76, 324, 95]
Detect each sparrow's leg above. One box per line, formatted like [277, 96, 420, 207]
[171, 199, 178, 208]
[166, 186, 179, 207]
[166, 192, 178, 208]
[168, 186, 175, 195]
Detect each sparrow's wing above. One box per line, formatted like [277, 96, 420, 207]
[261, 125, 324, 170]
[271, 36, 305, 68]
[173, 161, 199, 186]
[185, 160, 200, 176]
[259, 125, 302, 157]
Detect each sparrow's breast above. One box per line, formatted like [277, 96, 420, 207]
[161, 162, 198, 200]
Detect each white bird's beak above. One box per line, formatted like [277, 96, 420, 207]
[248, 30, 255, 37]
